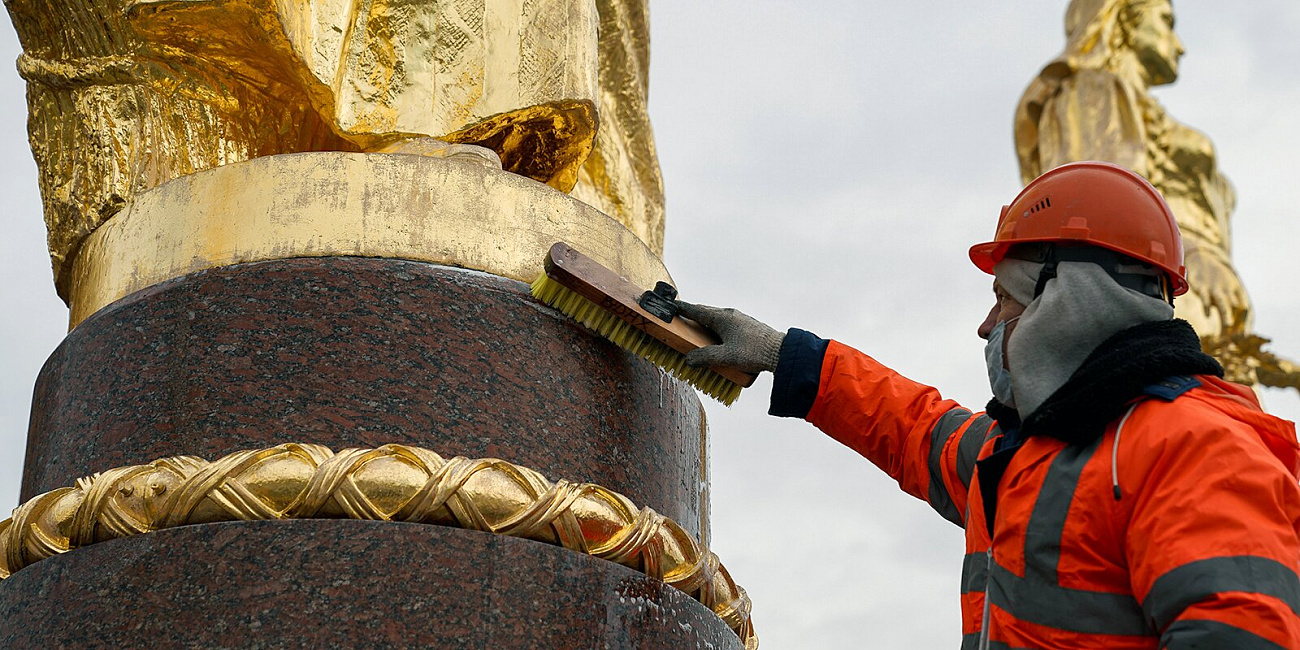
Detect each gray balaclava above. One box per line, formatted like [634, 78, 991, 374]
[993, 257, 1174, 419]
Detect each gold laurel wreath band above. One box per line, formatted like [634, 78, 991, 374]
[0, 443, 757, 648]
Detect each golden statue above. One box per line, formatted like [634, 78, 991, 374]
[1014, 0, 1298, 390]
[5, 0, 664, 298]
[1, 3, 751, 644]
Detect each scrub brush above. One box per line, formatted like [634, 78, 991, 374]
[530, 242, 757, 405]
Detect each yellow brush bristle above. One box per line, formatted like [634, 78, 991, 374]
[531, 274, 744, 406]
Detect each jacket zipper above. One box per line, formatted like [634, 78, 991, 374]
[979, 547, 992, 650]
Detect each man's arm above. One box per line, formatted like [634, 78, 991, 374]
[777, 330, 996, 528]
[676, 302, 996, 528]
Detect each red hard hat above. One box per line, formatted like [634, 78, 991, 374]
[969, 161, 1188, 296]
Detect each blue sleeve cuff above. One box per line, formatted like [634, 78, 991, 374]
[769, 328, 830, 419]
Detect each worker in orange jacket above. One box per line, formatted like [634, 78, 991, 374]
[679, 161, 1300, 649]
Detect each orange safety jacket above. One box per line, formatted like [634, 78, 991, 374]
[770, 326, 1300, 649]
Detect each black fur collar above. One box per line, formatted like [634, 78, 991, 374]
[991, 320, 1222, 446]
[985, 398, 1021, 433]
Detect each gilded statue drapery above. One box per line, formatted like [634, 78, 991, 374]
[4, 0, 664, 294]
[1014, 0, 1297, 390]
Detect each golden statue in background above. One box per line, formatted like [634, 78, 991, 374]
[5, 0, 664, 297]
[1015, 0, 1298, 390]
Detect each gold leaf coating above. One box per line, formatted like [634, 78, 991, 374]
[570, 0, 665, 255]
[0, 443, 757, 648]
[6, 0, 665, 294]
[62, 152, 672, 329]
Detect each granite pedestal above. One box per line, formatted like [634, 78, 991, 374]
[3, 257, 729, 648]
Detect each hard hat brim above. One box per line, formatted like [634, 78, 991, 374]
[969, 238, 1189, 296]
[968, 242, 1002, 275]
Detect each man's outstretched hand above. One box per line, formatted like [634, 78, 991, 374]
[675, 301, 785, 374]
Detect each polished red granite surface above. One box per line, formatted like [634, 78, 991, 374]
[21, 258, 707, 539]
[0, 520, 741, 649]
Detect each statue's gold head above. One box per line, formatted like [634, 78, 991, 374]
[1062, 0, 1183, 86]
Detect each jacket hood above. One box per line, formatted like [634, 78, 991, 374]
[981, 318, 1300, 481]
[1016, 319, 1221, 444]
[1195, 375, 1300, 479]
[997, 318, 1300, 478]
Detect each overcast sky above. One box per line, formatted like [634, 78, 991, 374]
[2, 2, 1298, 647]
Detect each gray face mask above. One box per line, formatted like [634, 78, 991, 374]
[984, 316, 1020, 408]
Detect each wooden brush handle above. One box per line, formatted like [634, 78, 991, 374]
[544, 242, 758, 388]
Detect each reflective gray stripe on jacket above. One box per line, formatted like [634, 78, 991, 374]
[927, 410, 995, 526]
[966, 431, 1300, 647]
[984, 437, 1149, 635]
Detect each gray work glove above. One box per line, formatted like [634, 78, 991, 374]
[675, 301, 786, 373]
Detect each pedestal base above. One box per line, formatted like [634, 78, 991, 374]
[0, 520, 740, 649]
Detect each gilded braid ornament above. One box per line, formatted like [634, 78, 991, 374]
[0, 443, 757, 649]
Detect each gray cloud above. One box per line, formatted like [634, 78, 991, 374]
[1, 2, 1297, 647]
